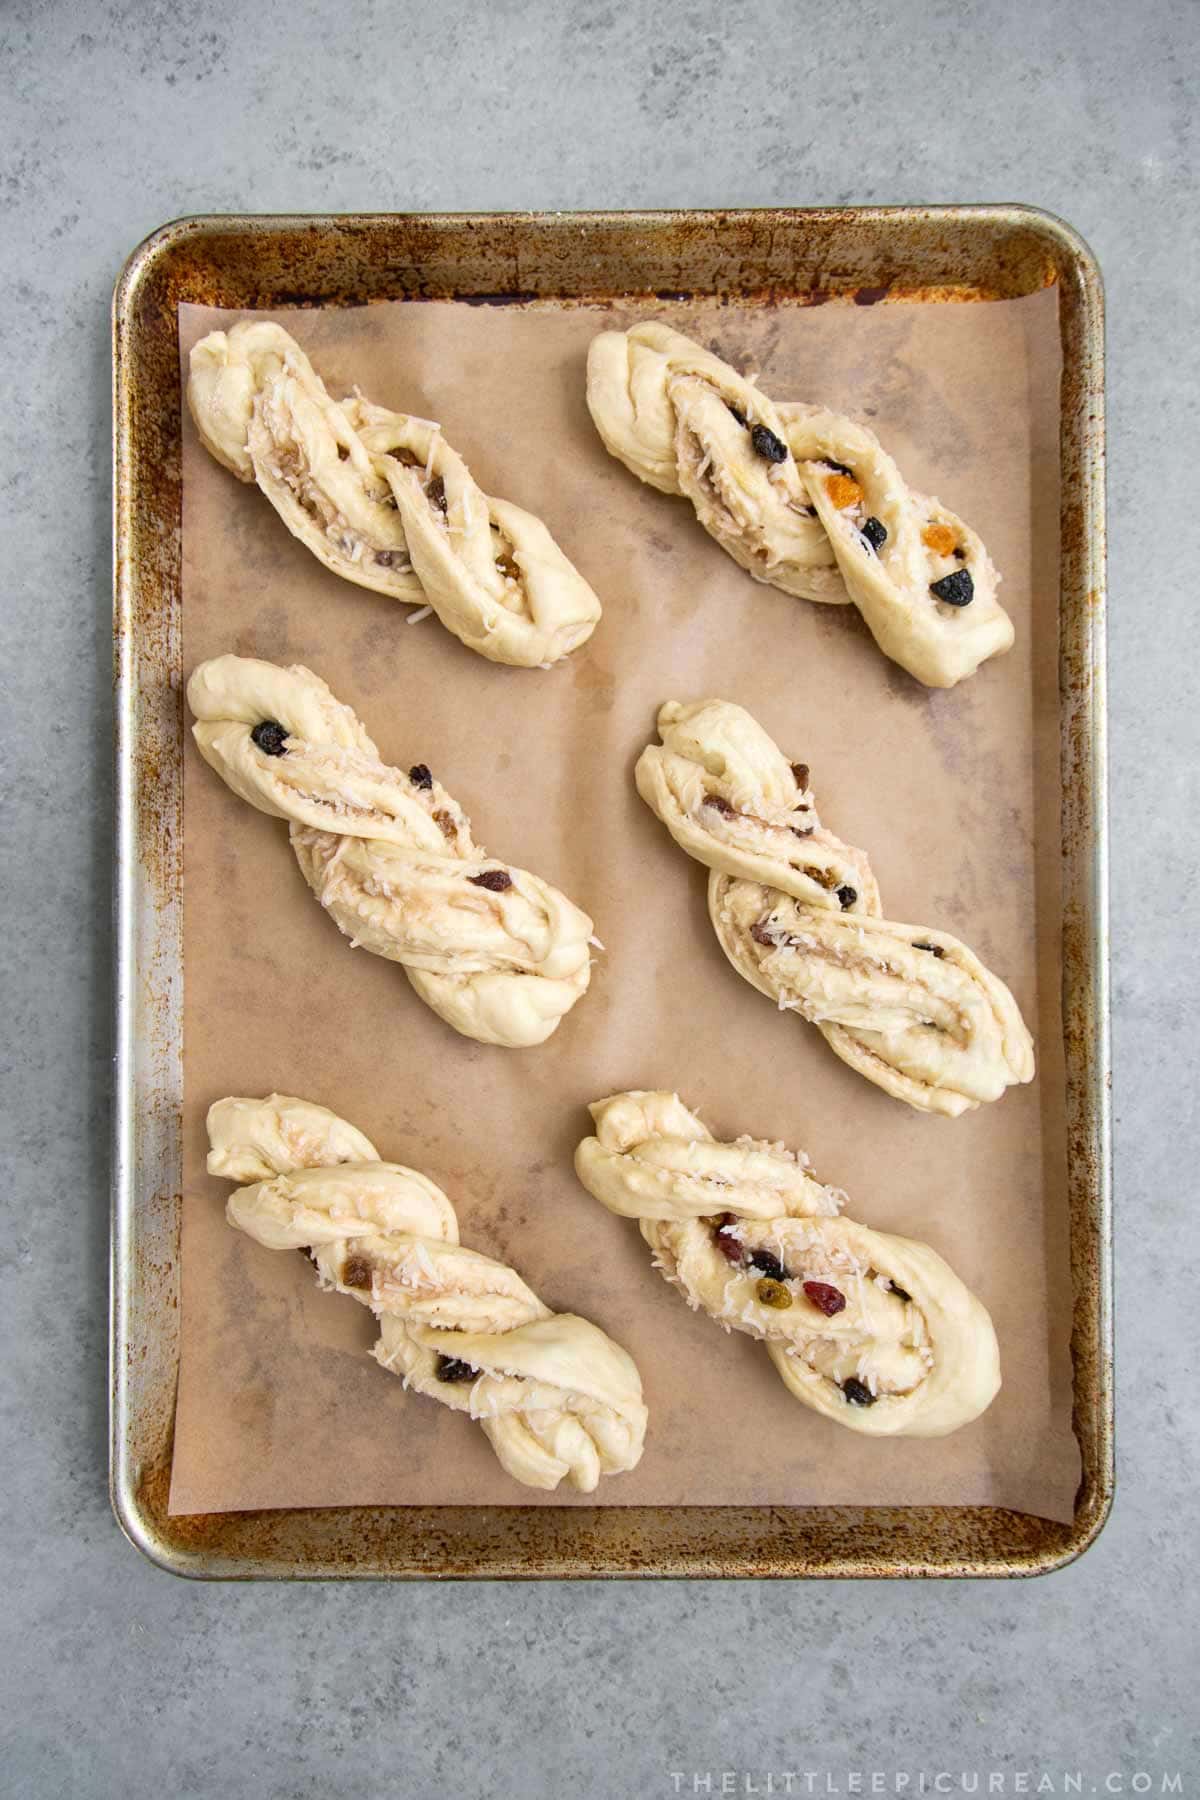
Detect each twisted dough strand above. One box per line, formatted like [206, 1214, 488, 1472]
[587, 322, 1013, 687]
[187, 655, 594, 1047]
[575, 1091, 1000, 1438]
[188, 321, 601, 667]
[209, 1094, 647, 1493]
[637, 699, 1034, 1114]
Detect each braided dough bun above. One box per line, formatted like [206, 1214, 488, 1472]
[187, 655, 594, 1048]
[586, 322, 1012, 687]
[209, 1094, 647, 1493]
[575, 1091, 1000, 1438]
[636, 698, 1034, 1114]
[188, 321, 601, 668]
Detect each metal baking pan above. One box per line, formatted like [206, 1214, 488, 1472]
[112, 207, 1109, 1578]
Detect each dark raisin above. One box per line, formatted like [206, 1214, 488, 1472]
[389, 447, 421, 467]
[409, 763, 434, 790]
[342, 1255, 372, 1290]
[468, 869, 512, 891]
[890, 1283, 913, 1303]
[374, 549, 399, 566]
[703, 793, 735, 816]
[749, 1249, 788, 1281]
[427, 474, 447, 513]
[930, 569, 975, 607]
[913, 941, 945, 958]
[436, 1354, 478, 1384]
[836, 885, 858, 910]
[726, 402, 748, 428]
[750, 422, 788, 464]
[843, 1376, 876, 1406]
[791, 825, 814, 840]
[824, 459, 855, 478]
[251, 720, 288, 757]
[802, 1279, 846, 1317]
[336, 444, 350, 461]
[714, 1214, 743, 1264]
[750, 921, 777, 947]
[861, 516, 887, 553]
[791, 762, 810, 791]
[496, 552, 520, 581]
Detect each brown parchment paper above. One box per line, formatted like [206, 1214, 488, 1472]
[168, 287, 1079, 1521]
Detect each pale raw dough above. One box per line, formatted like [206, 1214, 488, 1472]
[586, 321, 1013, 687]
[637, 698, 1035, 1115]
[187, 654, 595, 1048]
[188, 321, 601, 667]
[209, 1094, 647, 1492]
[575, 1091, 1001, 1438]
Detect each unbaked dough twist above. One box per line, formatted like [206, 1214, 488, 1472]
[637, 699, 1034, 1114]
[575, 1091, 1000, 1437]
[189, 321, 601, 667]
[587, 321, 1012, 687]
[209, 1094, 647, 1491]
[187, 654, 595, 1047]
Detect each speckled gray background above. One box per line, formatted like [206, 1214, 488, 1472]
[2, 1, 1196, 1795]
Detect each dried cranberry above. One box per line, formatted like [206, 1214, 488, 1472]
[749, 1249, 788, 1281]
[714, 1214, 743, 1264]
[836, 885, 858, 910]
[930, 569, 974, 607]
[861, 516, 887, 553]
[409, 763, 434, 789]
[913, 942, 945, 958]
[802, 1280, 846, 1316]
[251, 720, 288, 757]
[468, 869, 512, 891]
[842, 1377, 876, 1406]
[436, 1354, 478, 1384]
[750, 422, 788, 463]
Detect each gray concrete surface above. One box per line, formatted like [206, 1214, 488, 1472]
[2, 0, 1197, 1795]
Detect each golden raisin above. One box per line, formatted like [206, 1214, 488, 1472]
[922, 522, 957, 557]
[756, 1277, 793, 1310]
[825, 473, 864, 510]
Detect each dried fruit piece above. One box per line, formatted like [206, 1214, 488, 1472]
[756, 1277, 793, 1309]
[890, 1283, 913, 1303]
[703, 793, 736, 816]
[842, 1376, 876, 1406]
[427, 474, 448, 513]
[432, 808, 457, 838]
[930, 569, 975, 607]
[409, 763, 433, 790]
[749, 1249, 788, 1281]
[750, 920, 777, 947]
[825, 473, 864, 510]
[836, 885, 858, 910]
[714, 1214, 744, 1264]
[861, 515, 887, 553]
[341, 1254, 373, 1290]
[250, 719, 288, 757]
[791, 762, 810, 791]
[726, 402, 749, 429]
[922, 521, 957, 557]
[913, 941, 945, 958]
[436, 1354, 478, 1384]
[374, 549, 401, 567]
[802, 1279, 846, 1317]
[824, 459, 855, 478]
[750, 422, 788, 464]
[468, 869, 513, 891]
